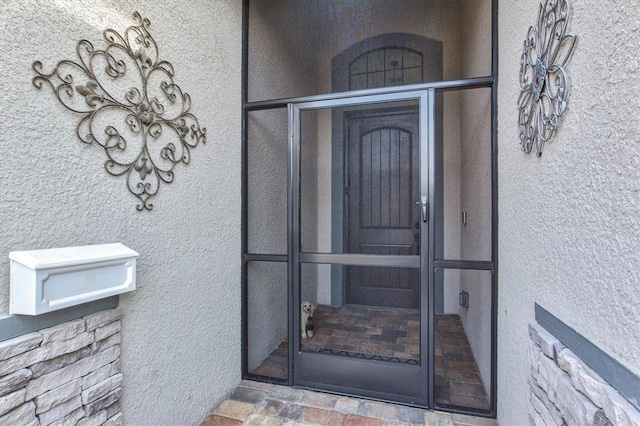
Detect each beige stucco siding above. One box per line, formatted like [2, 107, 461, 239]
[498, 0, 640, 423]
[0, 1, 242, 424]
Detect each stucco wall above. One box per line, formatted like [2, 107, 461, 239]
[442, 90, 462, 314]
[498, 0, 640, 423]
[457, 86, 492, 395]
[316, 109, 333, 306]
[300, 111, 319, 304]
[247, 1, 320, 102]
[246, 109, 288, 372]
[457, 0, 493, 390]
[0, 1, 242, 425]
[247, 262, 287, 373]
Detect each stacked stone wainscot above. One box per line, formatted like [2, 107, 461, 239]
[529, 323, 640, 426]
[0, 308, 124, 426]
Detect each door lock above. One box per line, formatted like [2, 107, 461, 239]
[416, 196, 428, 222]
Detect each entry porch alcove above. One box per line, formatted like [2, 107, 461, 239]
[243, 0, 496, 417]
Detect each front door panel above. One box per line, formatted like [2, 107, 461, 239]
[346, 109, 420, 308]
[291, 91, 433, 406]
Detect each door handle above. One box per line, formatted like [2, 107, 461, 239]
[415, 196, 428, 222]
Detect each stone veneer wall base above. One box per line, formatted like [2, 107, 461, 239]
[529, 322, 640, 426]
[0, 308, 124, 426]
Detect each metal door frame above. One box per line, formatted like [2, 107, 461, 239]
[288, 90, 435, 406]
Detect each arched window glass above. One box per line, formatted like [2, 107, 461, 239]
[349, 47, 423, 90]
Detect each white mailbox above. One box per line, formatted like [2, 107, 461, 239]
[10, 243, 139, 315]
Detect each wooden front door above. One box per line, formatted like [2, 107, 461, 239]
[345, 108, 420, 309]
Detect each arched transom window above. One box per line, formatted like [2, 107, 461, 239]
[349, 47, 423, 90]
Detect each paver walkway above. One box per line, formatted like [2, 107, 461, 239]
[201, 380, 498, 426]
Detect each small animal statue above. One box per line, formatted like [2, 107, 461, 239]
[301, 301, 316, 338]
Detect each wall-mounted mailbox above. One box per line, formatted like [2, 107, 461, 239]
[10, 243, 139, 315]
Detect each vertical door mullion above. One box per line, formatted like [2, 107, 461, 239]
[288, 103, 300, 386]
[428, 89, 437, 409]
[419, 89, 436, 408]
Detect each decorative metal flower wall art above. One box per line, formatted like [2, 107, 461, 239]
[33, 12, 206, 210]
[518, 0, 577, 157]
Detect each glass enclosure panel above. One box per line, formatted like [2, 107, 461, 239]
[299, 263, 420, 364]
[247, 261, 288, 380]
[248, 0, 492, 102]
[436, 268, 492, 411]
[247, 108, 288, 254]
[299, 101, 421, 256]
[441, 87, 492, 261]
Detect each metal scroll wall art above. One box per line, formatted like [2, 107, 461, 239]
[518, 0, 577, 157]
[33, 12, 206, 210]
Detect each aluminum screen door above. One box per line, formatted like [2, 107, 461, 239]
[289, 90, 435, 406]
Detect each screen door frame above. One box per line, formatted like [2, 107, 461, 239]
[289, 90, 435, 406]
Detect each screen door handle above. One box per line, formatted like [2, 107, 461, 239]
[416, 196, 428, 222]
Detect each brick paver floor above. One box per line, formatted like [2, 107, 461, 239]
[251, 306, 490, 411]
[201, 381, 498, 426]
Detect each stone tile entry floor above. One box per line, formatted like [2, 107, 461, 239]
[201, 380, 498, 426]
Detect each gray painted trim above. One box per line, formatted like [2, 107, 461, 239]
[245, 77, 493, 111]
[535, 303, 640, 410]
[300, 253, 419, 269]
[0, 296, 119, 342]
[243, 254, 287, 262]
[434, 260, 493, 271]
